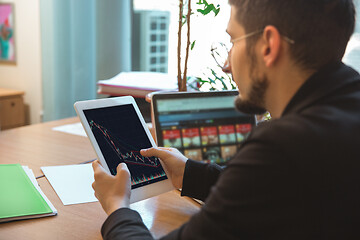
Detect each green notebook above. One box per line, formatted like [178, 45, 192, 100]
[0, 164, 57, 223]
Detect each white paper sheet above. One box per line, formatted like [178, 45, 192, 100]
[41, 164, 98, 205]
[52, 122, 87, 137]
[98, 71, 178, 90]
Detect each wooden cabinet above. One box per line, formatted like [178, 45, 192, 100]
[0, 88, 25, 130]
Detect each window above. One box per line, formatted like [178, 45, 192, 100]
[133, 0, 231, 76]
[133, 1, 360, 78]
[132, 3, 170, 73]
[343, 0, 360, 73]
[150, 34, 156, 41]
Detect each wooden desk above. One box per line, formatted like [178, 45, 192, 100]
[0, 117, 200, 239]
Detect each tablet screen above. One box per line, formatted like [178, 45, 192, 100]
[83, 104, 168, 189]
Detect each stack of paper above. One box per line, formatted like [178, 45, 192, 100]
[97, 71, 178, 97]
[0, 164, 57, 223]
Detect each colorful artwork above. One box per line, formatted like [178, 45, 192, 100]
[182, 128, 201, 148]
[218, 125, 236, 144]
[0, 3, 15, 62]
[221, 145, 237, 162]
[184, 149, 202, 161]
[162, 129, 182, 148]
[236, 124, 252, 143]
[203, 147, 221, 164]
[200, 126, 219, 146]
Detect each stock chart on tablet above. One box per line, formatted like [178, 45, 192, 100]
[84, 104, 167, 189]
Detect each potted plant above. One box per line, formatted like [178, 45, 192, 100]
[177, 0, 221, 92]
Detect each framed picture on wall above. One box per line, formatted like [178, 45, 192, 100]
[0, 3, 16, 63]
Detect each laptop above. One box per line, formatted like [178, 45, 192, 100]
[151, 90, 256, 165]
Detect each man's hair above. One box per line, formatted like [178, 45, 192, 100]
[228, 0, 356, 70]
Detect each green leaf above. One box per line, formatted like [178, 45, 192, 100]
[191, 40, 196, 50]
[182, 17, 187, 26]
[219, 78, 228, 90]
[194, 76, 209, 83]
[196, 0, 208, 5]
[214, 7, 220, 16]
[210, 69, 222, 80]
[208, 77, 216, 84]
[198, 79, 209, 83]
[197, 7, 212, 15]
[196, 0, 220, 17]
[198, 3, 220, 16]
[211, 70, 227, 89]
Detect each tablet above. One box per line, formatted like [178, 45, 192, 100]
[74, 96, 173, 203]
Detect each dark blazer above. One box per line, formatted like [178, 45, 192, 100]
[101, 62, 360, 240]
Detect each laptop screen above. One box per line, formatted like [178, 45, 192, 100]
[151, 90, 256, 165]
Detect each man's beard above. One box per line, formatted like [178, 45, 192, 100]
[234, 45, 268, 115]
[234, 78, 268, 115]
[235, 79, 268, 115]
[235, 59, 269, 115]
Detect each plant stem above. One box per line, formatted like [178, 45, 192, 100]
[177, 0, 184, 91]
[182, 0, 192, 92]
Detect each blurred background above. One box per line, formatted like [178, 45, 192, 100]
[0, 0, 359, 128]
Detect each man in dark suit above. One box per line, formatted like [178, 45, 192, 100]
[92, 0, 360, 239]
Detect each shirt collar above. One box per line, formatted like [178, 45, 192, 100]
[281, 61, 360, 116]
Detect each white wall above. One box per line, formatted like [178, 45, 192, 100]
[0, 0, 43, 124]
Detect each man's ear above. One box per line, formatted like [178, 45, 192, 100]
[261, 25, 282, 67]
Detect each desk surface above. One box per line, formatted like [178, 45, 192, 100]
[0, 117, 200, 239]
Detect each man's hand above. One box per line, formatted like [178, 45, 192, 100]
[140, 147, 188, 189]
[92, 160, 131, 215]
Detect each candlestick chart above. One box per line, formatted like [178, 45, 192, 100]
[90, 120, 160, 168]
[84, 104, 168, 189]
